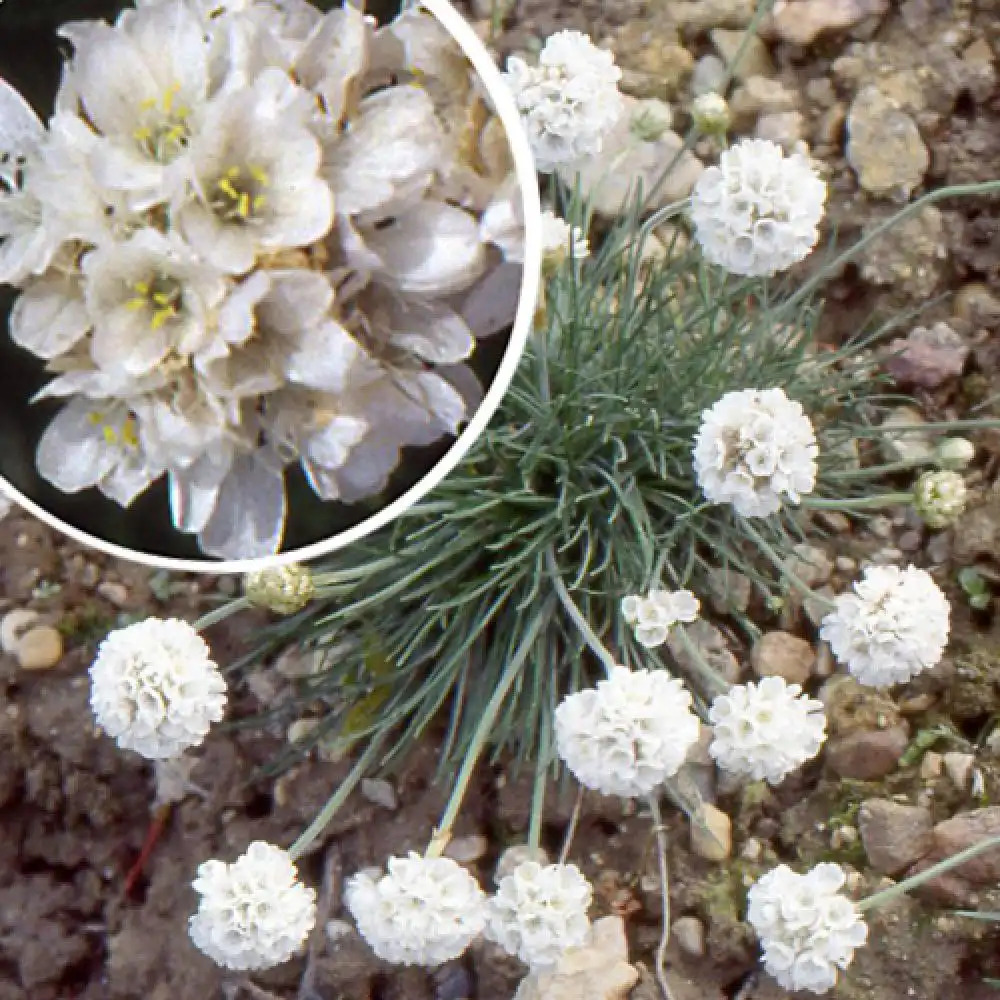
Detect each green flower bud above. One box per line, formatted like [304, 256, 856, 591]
[691, 92, 731, 136]
[244, 564, 315, 615]
[913, 470, 967, 530]
[934, 437, 975, 471]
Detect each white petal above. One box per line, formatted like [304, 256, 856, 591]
[197, 452, 287, 559]
[285, 321, 365, 393]
[386, 299, 474, 363]
[9, 275, 91, 358]
[459, 262, 522, 339]
[168, 450, 233, 534]
[363, 203, 487, 295]
[36, 400, 118, 492]
[0, 77, 44, 179]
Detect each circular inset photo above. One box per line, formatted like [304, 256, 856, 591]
[0, 0, 539, 569]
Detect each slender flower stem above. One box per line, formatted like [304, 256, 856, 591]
[670, 625, 729, 697]
[647, 795, 677, 1000]
[427, 600, 554, 858]
[558, 785, 585, 866]
[857, 833, 1000, 912]
[288, 733, 384, 861]
[823, 459, 932, 481]
[801, 492, 913, 511]
[546, 548, 618, 676]
[192, 596, 252, 632]
[528, 712, 552, 852]
[740, 520, 825, 604]
[775, 179, 1000, 321]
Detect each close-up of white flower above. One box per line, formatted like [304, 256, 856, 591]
[747, 863, 868, 994]
[690, 138, 827, 277]
[503, 30, 623, 173]
[621, 588, 699, 648]
[0, 0, 524, 561]
[819, 564, 951, 687]
[188, 841, 317, 971]
[709, 676, 827, 785]
[344, 853, 487, 967]
[912, 469, 967, 529]
[89, 616, 227, 759]
[693, 387, 819, 517]
[484, 861, 592, 969]
[554, 666, 700, 798]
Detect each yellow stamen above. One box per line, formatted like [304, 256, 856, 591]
[125, 296, 148, 311]
[133, 126, 153, 142]
[102, 426, 119, 445]
[218, 177, 240, 200]
[150, 308, 174, 331]
[252, 194, 267, 210]
[122, 419, 139, 449]
[139, 96, 157, 111]
[248, 164, 269, 185]
[151, 292, 172, 306]
[225, 165, 241, 180]
[133, 280, 150, 294]
[87, 411, 104, 425]
[237, 191, 250, 218]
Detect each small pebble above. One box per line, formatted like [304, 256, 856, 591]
[920, 751, 944, 780]
[325, 918, 354, 944]
[96, 581, 129, 607]
[360, 777, 399, 811]
[943, 752, 974, 791]
[690, 803, 732, 861]
[16, 626, 64, 670]
[671, 916, 706, 957]
[0, 609, 40, 654]
[444, 834, 489, 864]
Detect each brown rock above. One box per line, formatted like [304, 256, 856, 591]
[826, 726, 909, 779]
[751, 631, 814, 685]
[858, 799, 933, 875]
[770, 0, 889, 47]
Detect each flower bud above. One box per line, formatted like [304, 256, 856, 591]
[913, 470, 967, 529]
[934, 436, 975, 471]
[691, 92, 731, 135]
[244, 564, 315, 615]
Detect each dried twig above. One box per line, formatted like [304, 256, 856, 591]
[647, 795, 677, 1000]
[297, 845, 343, 1000]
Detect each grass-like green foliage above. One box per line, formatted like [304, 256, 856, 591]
[228, 184, 959, 793]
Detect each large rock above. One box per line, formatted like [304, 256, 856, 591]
[847, 85, 929, 198]
[751, 631, 814, 685]
[826, 726, 909, 780]
[770, 0, 889, 46]
[858, 799, 933, 875]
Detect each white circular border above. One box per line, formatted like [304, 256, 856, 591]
[0, 0, 542, 575]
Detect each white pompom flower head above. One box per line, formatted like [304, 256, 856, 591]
[747, 862, 868, 994]
[690, 137, 827, 277]
[621, 588, 700, 648]
[554, 665, 700, 798]
[709, 676, 827, 785]
[189, 841, 317, 971]
[344, 853, 486, 967]
[484, 860, 592, 969]
[819, 563, 950, 687]
[693, 387, 819, 518]
[503, 30, 623, 173]
[89, 616, 226, 760]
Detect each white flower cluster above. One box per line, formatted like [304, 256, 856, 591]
[690, 138, 827, 277]
[820, 564, 950, 687]
[747, 863, 868, 994]
[484, 860, 592, 968]
[0, 0, 514, 558]
[913, 469, 967, 529]
[189, 841, 317, 971]
[709, 676, 827, 785]
[503, 30, 623, 173]
[89, 617, 226, 759]
[554, 666, 700, 797]
[621, 588, 699, 648]
[693, 388, 819, 517]
[344, 853, 486, 967]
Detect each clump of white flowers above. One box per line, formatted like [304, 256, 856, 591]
[620, 588, 699, 648]
[189, 841, 317, 971]
[819, 564, 950, 687]
[692, 388, 819, 517]
[89, 617, 226, 759]
[503, 30, 623, 173]
[690, 138, 827, 277]
[747, 863, 868, 994]
[554, 666, 700, 797]
[344, 853, 486, 966]
[709, 676, 827, 784]
[244, 562, 315, 615]
[484, 861, 592, 968]
[913, 469, 967, 529]
[0, 0, 518, 559]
